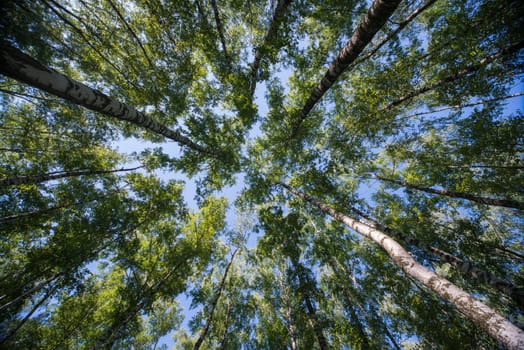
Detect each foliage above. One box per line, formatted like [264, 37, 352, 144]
[1, 0, 523, 348]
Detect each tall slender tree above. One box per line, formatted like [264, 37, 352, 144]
[278, 181, 524, 349]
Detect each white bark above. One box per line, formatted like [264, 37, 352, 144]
[0, 44, 218, 157]
[279, 182, 524, 349]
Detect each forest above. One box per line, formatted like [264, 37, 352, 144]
[0, 0, 523, 348]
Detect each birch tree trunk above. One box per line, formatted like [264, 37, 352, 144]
[278, 182, 524, 350]
[0, 44, 218, 157]
[373, 174, 524, 210]
[350, 206, 524, 308]
[292, 0, 401, 136]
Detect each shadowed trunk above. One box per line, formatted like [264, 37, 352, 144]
[193, 248, 238, 350]
[249, 0, 293, 96]
[327, 259, 371, 349]
[0, 273, 62, 313]
[0, 283, 60, 345]
[210, 0, 232, 69]
[292, 261, 330, 350]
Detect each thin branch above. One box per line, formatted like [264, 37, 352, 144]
[0, 166, 142, 188]
[350, 0, 437, 69]
[40, 0, 142, 92]
[383, 41, 524, 111]
[397, 92, 524, 120]
[372, 174, 524, 210]
[106, 0, 155, 68]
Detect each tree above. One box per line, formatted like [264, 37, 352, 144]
[1, 0, 523, 348]
[277, 181, 524, 349]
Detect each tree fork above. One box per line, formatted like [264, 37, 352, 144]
[277, 181, 524, 349]
[349, 0, 437, 69]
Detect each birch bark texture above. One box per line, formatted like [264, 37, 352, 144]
[0, 44, 218, 157]
[278, 182, 524, 350]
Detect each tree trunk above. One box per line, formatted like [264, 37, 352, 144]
[0, 283, 60, 345]
[278, 268, 299, 350]
[210, 0, 231, 69]
[278, 182, 524, 350]
[350, 206, 524, 308]
[194, 248, 238, 350]
[218, 302, 231, 350]
[0, 44, 218, 157]
[292, 0, 401, 137]
[0, 272, 62, 312]
[327, 259, 371, 349]
[249, 0, 293, 96]
[292, 261, 330, 350]
[373, 174, 524, 210]
[351, 0, 437, 68]
[303, 296, 330, 350]
[0, 166, 141, 188]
